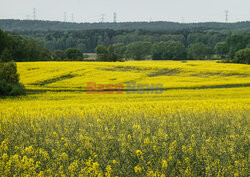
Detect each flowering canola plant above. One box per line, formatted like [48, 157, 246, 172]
[0, 60, 249, 176]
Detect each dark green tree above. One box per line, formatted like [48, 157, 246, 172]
[152, 41, 186, 60]
[233, 48, 250, 64]
[152, 42, 166, 60]
[0, 29, 8, 54]
[0, 61, 19, 83]
[0, 61, 25, 96]
[95, 45, 122, 62]
[126, 41, 152, 60]
[215, 42, 227, 58]
[112, 43, 126, 59]
[53, 50, 66, 61]
[226, 35, 250, 58]
[95, 45, 109, 61]
[0, 30, 52, 62]
[164, 41, 186, 60]
[0, 48, 13, 62]
[65, 48, 84, 60]
[77, 43, 87, 52]
[107, 45, 119, 62]
[188, 43, 213, 60]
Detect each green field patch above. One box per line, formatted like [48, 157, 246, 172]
[190, 72, 250, 77]
[99, 66, 152, 72]
[148, 68, 181, 77]
[27, 67, 40, 71]
[31, 73, 76, 86]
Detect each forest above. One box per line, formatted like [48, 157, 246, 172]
[10, 29, 230, 53]
[1, 19, 250, 31]
[0, 29, 51, 61]
[0, 20, 250, 64]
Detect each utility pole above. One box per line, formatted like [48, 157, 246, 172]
[113, 12, 117, 23]
[225, 10, 229, 23]
[33, 8, 36, 20]
[100, 14, 105, 23]
[181, 17, 184, 23]
[64, 12, 67, 22]
[149, 17, 152, 23]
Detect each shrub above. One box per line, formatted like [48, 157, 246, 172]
[152, 41, 186, 60]
[0, 48, 13, 62]
[0, 61, 25, 96]
[95, 45, 123, 62]
[95, 45, 109, 61]
[0, 79, 11, 95]
[226, 35, 250, 58]
[9, 82, 25, 96]
[0, 61, 19, 83]
[0, 79, 25, 96]
[126, 42, 152, 60]
[215, 42, 227, 59]
[65, 48, 84, 60]
[188, 43, 213, 60]
[53, 50, 67, 61]
[233, 48, 250, 64]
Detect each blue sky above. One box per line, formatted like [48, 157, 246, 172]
[1, 0, 249, 23]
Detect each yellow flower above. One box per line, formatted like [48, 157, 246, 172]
[234, 172, 239, 177]
[38, 171, 45, 177]
[112, 160, 117, 165]
[127, 134, 132, 140]
[144, 137, 150, 145]
[1, 141, 8, 151]
[146, 128, 151, 134]
[105, 165, 112, 176]
[134, 165, 142, 173]
[162, 160, 168, 169]
[147, 170, 155, 176]
[2, 153, 8, 161]
[60, 152, 68, 161]
[93, 162, 99, 170]
[235, 161, 239, 166]
[24, 146, 35, 155]
[136, 150, 143, 157]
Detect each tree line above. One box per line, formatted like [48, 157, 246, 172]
[0, 29, 88, 61]
[0, 29, 51, 61]
[95, 34, 250, 64]
[1, 28, 250, 64]
[11, 29, 231, 53]
[1, 19, 250, 31]
[0, 30, 26, 96]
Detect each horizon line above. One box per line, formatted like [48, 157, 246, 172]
[0, 18, 249, 24]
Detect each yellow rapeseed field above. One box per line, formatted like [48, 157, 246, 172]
[0, 60, 249, 176]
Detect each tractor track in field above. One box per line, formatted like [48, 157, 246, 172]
[26, 83, 250, 94]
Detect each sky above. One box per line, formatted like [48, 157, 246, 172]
[0, 0, 250, 23]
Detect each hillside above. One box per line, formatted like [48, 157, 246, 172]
[0, 19, 250, 31]
[17, 61, 250, 92]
